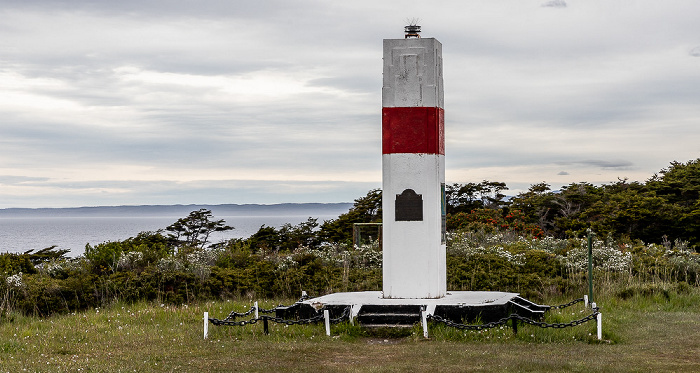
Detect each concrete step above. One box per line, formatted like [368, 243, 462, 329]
[508, 296, 546, 319]
[360, 323, 415, 329]
[356, 305, 423, 327]
[357, 313, 421, 325]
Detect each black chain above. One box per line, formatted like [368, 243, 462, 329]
[427, 314, 511, 331]
[211, 306, 350, 327]
[257, 306, 281, 314]
[428, 306, 600, 331]
[545, 298, 584, 310]
[222, 294, 314, 320]
[511, 306, 599, 329]
[223, 306, 255, 321]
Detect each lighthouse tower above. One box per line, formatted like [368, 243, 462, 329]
[382, 26, 446, 299]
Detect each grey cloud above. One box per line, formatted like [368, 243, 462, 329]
[2, 1, 700, 207]
[559, 160, 634, 169]
[0, 175, 50, 185]
[557, 171, 569, 175]
[1, 0, 301, 19]
[542, 0, 567, 8]
[307, 76, 378, 93]
[0, 178, 378, 208]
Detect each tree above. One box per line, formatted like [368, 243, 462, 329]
[319, 189, 382, 244]
[509, 182, 557, 233]
[445, 182, 482, 214]
[446, 180, 509, 214]
[278, 218, 320, 251]
[246, 218, 321, 253]
[165, 209, 233, 252]
[647, 159, 700, 249]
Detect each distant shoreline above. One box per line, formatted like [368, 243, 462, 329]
[0, 203, 354, 256]
[0, 203, 354, 218]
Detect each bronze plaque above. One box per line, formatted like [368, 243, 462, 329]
[395, 189, 423, 221]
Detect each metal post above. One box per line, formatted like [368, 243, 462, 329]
[587, 229, 594, 303]
[203, 312, 208, 339]
[421, 310, 429, 339]
[511, 315, 518, 335]
[597, 312, 602, 340]
[254, 301, 259, 319]
[263, 317, 269, 335]
[324, 310, 331, 336]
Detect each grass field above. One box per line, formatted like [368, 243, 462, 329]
[1, 286, 699, 372]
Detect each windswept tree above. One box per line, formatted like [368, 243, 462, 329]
[166, 209, 233, 252]
[446, 180, 509, 214]
[319, 189, 382, 244]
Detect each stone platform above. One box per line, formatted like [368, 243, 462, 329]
[275, 291, 545, 327]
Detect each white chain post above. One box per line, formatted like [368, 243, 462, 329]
[597, 312, 602, 340]
[324, 310, 331, 336]
[203, 312, 208, 340]
[421, 310, 429, 339]
[254, 301, 259, 319]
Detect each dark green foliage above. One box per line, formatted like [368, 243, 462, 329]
[246, 226, 282, 252]
[319, 189, 382, 244]
[245, 218, 320, 253]
[16, 272, 98, 316]
[166, 208, 233, 252]
[24, 246, 71, 265]
[84, 231, 171, 275]
[446, 208, 544, 237]
[0, 253, 37, 276]
[278, 218, 320, 251]
[4, 159, 700, 317]
[446, 180, 509, 213]
[508, 159, 700, 249]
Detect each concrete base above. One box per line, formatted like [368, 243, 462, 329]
[304, 291, 515, 308]
[276, 291, 525, 326]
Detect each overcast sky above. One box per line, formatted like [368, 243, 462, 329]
[1, 0, 699, 208]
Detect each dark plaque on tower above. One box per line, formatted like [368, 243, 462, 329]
[395, 189, 423, 221]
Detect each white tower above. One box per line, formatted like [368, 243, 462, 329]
[382, 27, 446, 299]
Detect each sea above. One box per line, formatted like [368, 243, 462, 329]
[0, 203, 352, 257]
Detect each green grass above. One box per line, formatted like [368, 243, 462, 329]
[1, 288, 699, 372]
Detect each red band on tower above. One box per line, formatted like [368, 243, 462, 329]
[382, 107, 445, 155]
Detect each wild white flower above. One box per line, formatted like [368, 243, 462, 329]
[36, 259, 81, 278]
[561, 238, 631, 272]
[157, 257, 183, 272]
[117, 251, 143, 270]
[5, 272, 23, 288]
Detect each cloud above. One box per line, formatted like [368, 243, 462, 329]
[690, 46, 700, 57]
[0, 177, 379, 208]
[557, 171, 570, 176]
[558, 160, 635, 169]
[0, 175, 50, 186]
[542, 0, 567, 8]
[2, 1, 700, 207]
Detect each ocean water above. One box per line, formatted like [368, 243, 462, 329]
[0, 214, 341, 257]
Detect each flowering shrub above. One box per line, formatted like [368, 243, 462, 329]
[117, 251, 144, 271]
[447, 209, 544, 238]
[5, 272, 23, 288]
[2, 224, 699, 317]
[267, 243, 382, 271]
[35, 259, 82, 279]
[561, 239, 632, 272]
[157, 257, 183, 273]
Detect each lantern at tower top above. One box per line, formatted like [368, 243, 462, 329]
[404, 22, 421, 38]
